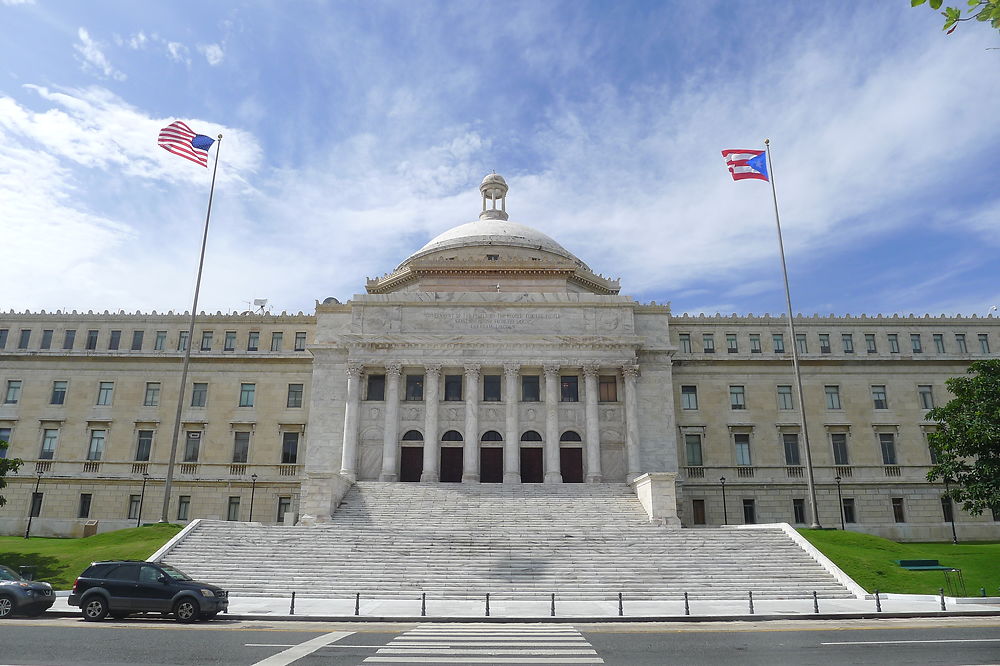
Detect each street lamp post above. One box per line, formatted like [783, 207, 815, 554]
[24, 469, 43, 539]
[720, 476, 728, 526]
[137, 472, 150, 527]
[944, 479, 959, 545]
[835, 476, 845, 531]
[249, 473, 258, 522]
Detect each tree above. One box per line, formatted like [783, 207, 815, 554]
[0, 437, 24, 508]
[912, 0, 1000, 35]
[926, 359, 1000, 515]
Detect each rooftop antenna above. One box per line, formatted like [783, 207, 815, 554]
[248, 298, 271, 315]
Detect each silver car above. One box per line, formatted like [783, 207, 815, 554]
[0, 565, 55, 618]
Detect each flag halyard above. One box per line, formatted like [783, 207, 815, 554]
[721, 148, 768, 181]
[158, 121, 215, 167]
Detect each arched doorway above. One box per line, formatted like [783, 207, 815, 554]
[399, 430, 423, 482]
[519, 430, 544, 483]
[479, 431, 503, 483]
[559, 430, 584, 483]
[440, 430, 463, 483]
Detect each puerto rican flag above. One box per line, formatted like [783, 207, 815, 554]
[721, 149, 768, 181]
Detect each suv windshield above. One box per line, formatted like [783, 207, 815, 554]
[0, 565, 22, 581]
[157, 564, 192, 581]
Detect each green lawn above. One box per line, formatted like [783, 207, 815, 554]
[799, 529, 1000, 596]
[0, 523, 182, 590]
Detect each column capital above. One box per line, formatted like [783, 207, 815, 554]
[542, 363, 560, 377]
[582, 362, 601, 378]
[424, 363, 442, 377]
[385, 361, 402, 378]
[622, 363, 641, 379]
[346, 362, 365, 378]
[464, 363, 481, 379]
[503, 362, 520, 377]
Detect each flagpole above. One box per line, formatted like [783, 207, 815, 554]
[159, 134, 223, 523]
[764, 138, 822, 530]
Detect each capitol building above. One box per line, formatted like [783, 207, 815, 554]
[1, 175, 998, 541]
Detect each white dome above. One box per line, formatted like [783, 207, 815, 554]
[402, 219, 584, 267]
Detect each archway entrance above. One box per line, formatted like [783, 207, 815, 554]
[399, 446, 423, 482]
[560, 448, 583, 483]
[480, 448, 503, 483]
[440, 448, 463, 482]
[520, 448, 544, 483]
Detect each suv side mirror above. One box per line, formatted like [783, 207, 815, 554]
[158, 574, 169, 584]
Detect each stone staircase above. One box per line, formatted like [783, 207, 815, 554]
[158, 482, 857, 600]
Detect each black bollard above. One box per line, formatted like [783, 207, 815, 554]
[683, 591, 690, 616]
[874, 589, 881, 612]
[618, 592, 623, 617]
[981, 587, 986, 598]
[355, 592, 360, 616]
[812, 590, 819, 614]
[551, 593, 556, 617]
[421, 592, 426, 617]
[939, 588, 946, 611]
[748, 591, 754, 615]
[486, 593, 490, 617]
[289, 591, 296, 615]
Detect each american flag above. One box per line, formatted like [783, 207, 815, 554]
[158, 121, 215, 167]
[721, 149, 768, 181]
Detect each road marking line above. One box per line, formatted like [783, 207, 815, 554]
[365, 658, 604, 664]
[822, 638, 1000, 646]
[378, 648, 599, 655]
[251, 630, 353, 666]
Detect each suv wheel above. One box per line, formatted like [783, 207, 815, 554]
[83, 596, 108, 621]
[0, 594, 15, 619]
[174, 598, 199, 623]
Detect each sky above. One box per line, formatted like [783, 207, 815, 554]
[1, 0, 998, 319]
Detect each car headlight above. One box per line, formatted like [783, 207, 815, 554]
[200, 589, 215, 597]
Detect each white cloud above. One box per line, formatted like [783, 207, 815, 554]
[1, 0, 35, 5]
[198, 43, 224, 66]
[73, 28, 126, 82]
[166, 41, 190, 65]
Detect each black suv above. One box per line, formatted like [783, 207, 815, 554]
[68, 561, 228, 622]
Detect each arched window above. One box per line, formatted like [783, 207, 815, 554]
[441, 430, 463, 441]
[520, 430, 542, 442]
[481, 430, 503, 442]
[402, 430, 423, 441]
[560, 430, 582, 442]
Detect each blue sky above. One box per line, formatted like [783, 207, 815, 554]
[2, 0, 998, 318]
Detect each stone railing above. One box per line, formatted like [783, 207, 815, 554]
[683, 464, 935, 483]
[10, 460, 303, 481]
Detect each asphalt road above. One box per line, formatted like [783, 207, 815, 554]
[0, 616, 998, 665]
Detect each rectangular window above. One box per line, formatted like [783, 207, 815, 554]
[277, 496, 292, 522]
[796, 333, 808, 354]
[63, 329, 76, 350]
[482, 375, 501, 402]
[777, 385, 794, 410]
[832, 433, 850, 465]
[367, 374, 387, 401]
[842, 333, 854, 353]
[702, 333, 715, 353]
[888, 334, 900, 353]
[560, 376, 579, 402]
[681, 385, 698, 410]
[127, 495, 141, 520]
[270, 332, 283, 351]
[872, 385, 888, 410]
[979, 334, 990, 354]
[154, 331, 166, 351]
[183, 432, 200, 462]
[783, 433, 801, 466]
[30, 492, 43, 517]
[40, 429, 58, 460]
[135, 430, 153, 462]
[891, 497, 906, 523]
[239, 383, 256, 407]
[933, 333, 945, 353]
[685, 433, 703, 467]
[678, 333, 692, 353]
[941, 496, 954, 523]
[819, 333, 831, 354]
[18, 329, 31, 349]
[4, 380, 21, 404]
[86, 329, 98, 350]
[177, 495, 190, 521]
[143, 382, 160, 407]
[734, 433, 751, 466]
[749, 334, 762, 353]
[404, 375, 424, 401]
[956, 333, 967, 353]
[247, 331, 259, 351]
[880, 433, 897, 465]
[224, 331, 237, 351]
[294, 332, 307, 351]
[96, 381, 114, 406]
[0, 428, 10, 455]
[599, 375, 618, 402]
[0, 328, 7, 349]
[130, 330, 144, 351]
[281, 432, 299, 464]
[227, 497, 240, 521]
[87, 430, 106, 461]
[792, 498, 806, 524]
[286, 383, 304, 408]
[191, 382, 208, 407]
[865, 333, 877, 353]
[742, 499, 756, 524]
[825, 385, 841, 410]
[726, 333, 738, 353]
[911, 334, 922, 353]
[842, 498, 856, 523]
[443, 374, 462, 401]
[691, 499, 706, 525]
[108, 330, 121, 350]
[772, 333, 785, 353]
[232, 432, 250, 463]
[200, 331, 213, 351]
[729, 385, 746, 410]
[78, 493, 93, 519]
[521, 375, 540, 402]
[918, 385, 934, 410]
[40, 329, 53, 349]
[177, 331, 189, 351]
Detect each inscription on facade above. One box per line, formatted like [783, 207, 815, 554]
[427, 312, 561, 330]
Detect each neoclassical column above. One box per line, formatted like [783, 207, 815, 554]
[340, 362, 364, 482]
[503, 362, 520, 483]
[543, 363, 563, 483]
[582, 362, 603, 483]
[622, 363, 642, 480]
[462, 363, 481, 482]
[379, 362, 402, 481]
[420, 364, 441, 482]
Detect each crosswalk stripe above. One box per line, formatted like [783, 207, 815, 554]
[378, 648, 599, 655]
[364, 658, 604, 664]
